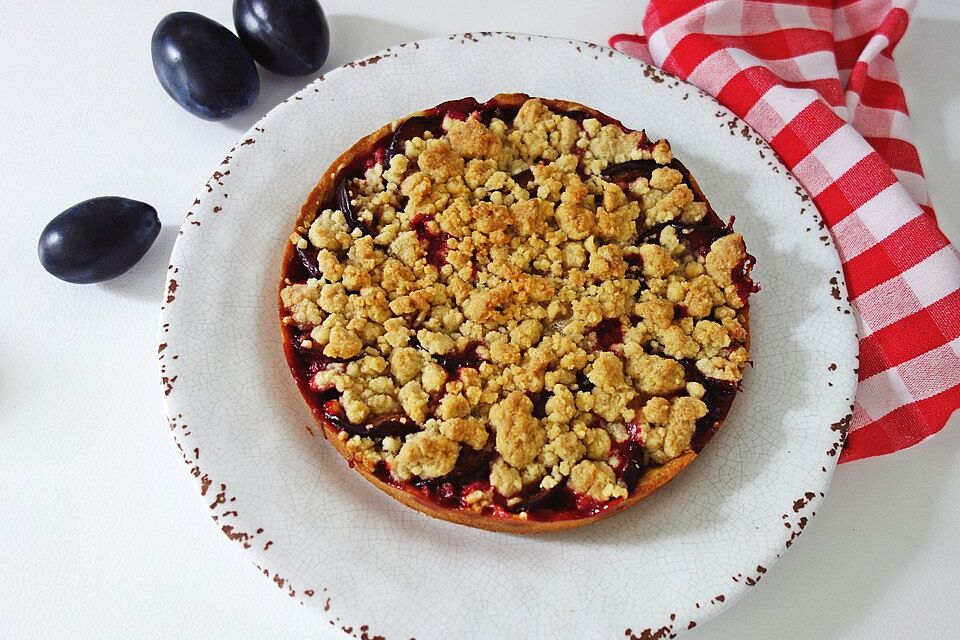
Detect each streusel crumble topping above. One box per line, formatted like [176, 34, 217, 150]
[280, 97, 754, 517]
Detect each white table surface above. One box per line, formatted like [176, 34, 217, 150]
[2, 1, 958, 638]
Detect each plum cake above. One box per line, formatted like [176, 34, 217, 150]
[278, 94, 756, 532]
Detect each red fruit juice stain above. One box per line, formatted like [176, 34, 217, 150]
[410, 213, 450, 268]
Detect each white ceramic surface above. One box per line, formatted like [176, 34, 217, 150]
[157, 33, 858, 640]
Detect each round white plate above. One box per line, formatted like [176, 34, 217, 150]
[158, 33, 858, 640]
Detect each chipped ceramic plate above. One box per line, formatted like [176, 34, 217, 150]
[158, 33, 857, 640]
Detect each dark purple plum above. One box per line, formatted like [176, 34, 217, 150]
[38, 197, 161, 284]
[233, 0, 330, 76]
[600, 159, 662, 185]
[506, 479, 569, 514]
[511, 168, 535, 191]
[416, 444, 495, 488]
[322, 408, 420, 439]
[151, 12, 260, 121]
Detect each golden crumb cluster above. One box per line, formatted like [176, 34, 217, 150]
[281, 98, 750, 507]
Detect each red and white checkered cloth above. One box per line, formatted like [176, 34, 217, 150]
[611, 0, 960, 462]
